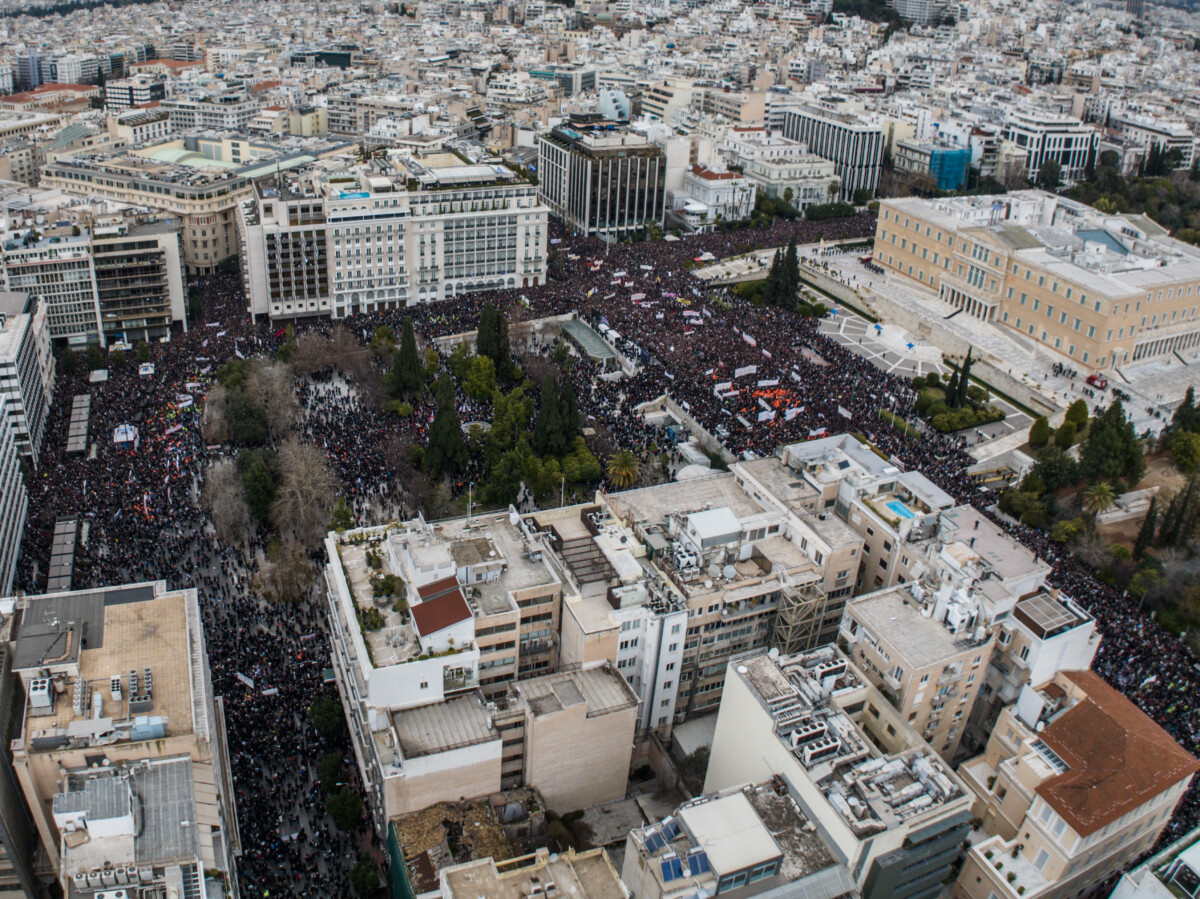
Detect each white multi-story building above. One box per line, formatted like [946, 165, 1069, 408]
[0, 291, 54, 465]
[160, 92, 261, 132]
[238, 150, 548, 319]
[781, 98, 885, 198]
[0, 394, 26, 595]
[667, 165, 756, 231]
[1107, 109, 1196, 170]
[103, 74, 166, 111]
[1001, 110, 1100, 186]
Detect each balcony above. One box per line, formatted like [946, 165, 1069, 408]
[443, 668, 480, 692]
[721, 597, 778, 621]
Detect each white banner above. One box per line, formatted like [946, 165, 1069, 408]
[714, 381, 732, 393]
[758, 410, 776, 422]
[743, 333, 758, 347]
[236, 672, 255, 689]
[756, 379, 780, 388]
[785, 408, 802, 420]
[733, 365, 758, 379]
[838, 405, 853, 419]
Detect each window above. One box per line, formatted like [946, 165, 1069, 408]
[749, 861, 778, 883]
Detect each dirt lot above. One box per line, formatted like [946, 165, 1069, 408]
[1094, 454, 1185, 548]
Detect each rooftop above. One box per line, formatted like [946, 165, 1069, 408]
[391, 692, 497, 759]
[15, 583, 196, 742]
[938, 505, 1048, 584]
[848, 586, 985, 670]
[442, 847, 627, 899]
[1013, 591, 1091, 640]
[508, 664, 638, 719]
[1035, 670, 1200, 838]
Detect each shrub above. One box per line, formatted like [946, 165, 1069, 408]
[966, 384, 989, 403]
[1065, 399, 1089, 428]
[1029, 416, 1051, 448]
[1050, 517, 1087, 543]
[915, 394, 934, 415]
[911, 376, 926, 390]
[925, 371, 941, 386]
[1054, 421, 1077, 449]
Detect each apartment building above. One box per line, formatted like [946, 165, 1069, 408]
[0, 606, 49, 899]
[1001, 110, 1099, 186]
[0, 291, 54, 464]
[642, 79, 697, 123]
[324, 515, 637, 831]
[9, 581, 240, 897]
[0, 218, 187, 346]
[781, 98, 885, 197]
[954, 671, 1198, 899]
[622, 781, 856, 898]
[0, 395, 26, 596]
[160, 92, 261, 132]
[537, 120, 666, 239]
[875, 191, 1200, 370]
[237, 149, 548, 318]
[696, 87, 766, 126]
[706, 649, 973, 899]
[841, 584, 994, 761]
[1107, 109, 1196, 170]
[103, 74, 166, 112]
[0, 142, 41, 186]
[719, 127, 838, 208]
[894, 138, 971, 191]
[110, 109, 171, 145]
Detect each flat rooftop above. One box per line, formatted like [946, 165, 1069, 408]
[509, 665, 638, 719]
[442, 848, 627, 899]
[848, 587, 975, 670]
[938, 506, 1047, 583]
[605, 473, 767, 526]
[392, 693, 497, 759]
[1014, 591, 1090, 639]
[736, 457, 862, 548]
[435, 513, 562, 615]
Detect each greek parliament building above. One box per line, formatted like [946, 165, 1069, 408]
[236, 149, 548, 320]
[536, 119, 666, 240]
[875, 190, 1200, 371]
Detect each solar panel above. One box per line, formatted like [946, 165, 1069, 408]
[661, 816, 680, 840]
[687, 849, 711, 874]
[644, 829, 665, 853]
[660, 854, 682, 882]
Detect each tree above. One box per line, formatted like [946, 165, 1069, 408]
[765, 249, 784, 305]
[534, 374, 566, 456]
[246, 361, 297, 441]
[476, 304, 499, 362]
[1134, 496, 1158, 560]
[1065, 399, 1089, 429]
[203, 460, 252, 544]
[330, 496, 354, 531]
[1029, 415, 1051, 449]
[1082, 481, 1118, 517]
[226, 390, 269, 446]
[607, 450, 641, 489]
[271, 437, 340, 548]
[61, 349, 77, 375]
[136, 340, 150, 364]
[956, 347, 973, 408]
[1037, 157, 1062, 191]
[326, 787, 363, 831]
[257, 537, 317, 603]
[1080, 400, 1145, 484]
[309, 695, 344, 740]
[945, 366, 960, 409]
[1054, 420, 1077, 449]
[424, 375, 467, 477]
[496, 313, 512, 379]
[1032, 445, 1079, 491]
[1171, 430, 1200, 472]
[318, 752, 348, 794]
[1173, 386, 1199, 434]
[350, 853, 380, 898]
[782, 238, 800, 306]
[238, 449, 276, 523]
[828, 180, 840, 201]
[462, 354, 496, 401]
[392, 318, 424, 396]
[560, 380, 580, 438]
[85, 344, 103, 370]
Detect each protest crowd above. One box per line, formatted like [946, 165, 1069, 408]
[13, 209, 1200, 893]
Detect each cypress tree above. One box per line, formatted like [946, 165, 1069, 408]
[765, 250, 783, 305]
[560, 380, 579, 438]
[424, 375, 467, 477]
[393, 318, 423, 396]
[946, 366, 960, 408]
[476, 304, 498, 361]
[534, 374, 564, 456]
[957, 348, 973, 408]
[1133, 496, 1157, 560]
[1172, 386, 1198, 434]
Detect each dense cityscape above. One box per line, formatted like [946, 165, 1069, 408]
[0, 0, 1198, 896]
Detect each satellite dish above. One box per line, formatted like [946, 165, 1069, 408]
[722, 565, 736, 579]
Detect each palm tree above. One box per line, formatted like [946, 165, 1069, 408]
[607, 451, 641, 490]
[1082, 481, 1118, 517]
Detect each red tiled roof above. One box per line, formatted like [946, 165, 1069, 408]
[1035, 671, 1200, 837]
[691, 165, 740, 181]
[410, 588, 471, 637]
[417, 576, 461, 601]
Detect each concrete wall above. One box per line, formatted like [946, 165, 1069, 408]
[387, 739, 502, 816]
[525, 700, 637, 813]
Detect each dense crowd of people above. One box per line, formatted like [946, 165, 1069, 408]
[14, 208, 1200, 894]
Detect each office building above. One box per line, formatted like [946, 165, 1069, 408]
[323, 516, 637, 832]
[875, 191, 1200, 370]
[15, 50, 40, 92]
[160, 92, 261, 133]
[1126, 0, 1146, 19]
[622, 781, 856, 898]
[103, 75, 166, 112]
[9, 581, 241, 896]
[894, 139, 972, 191]
[705, 649, 973, 899]
[1000, 111, 1099, 186]
[0, 218, 186, 347]
[237, 148, 547, 318]
[954, 671, 1198, 899]
[0, 395, 26, 598]
[0, 291, 54, 465]
[110, 109, 171, 145]
[781, 98, 885, 197]
[1107, 109, 1194, 169]
[537, 120, 666, 239]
